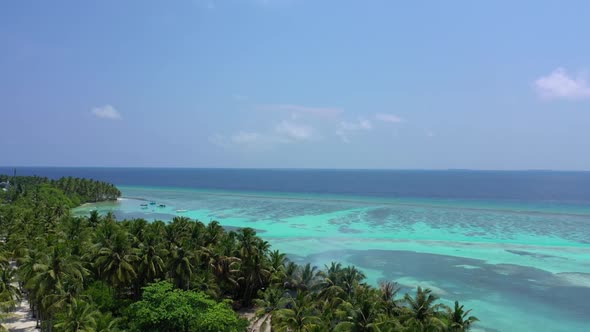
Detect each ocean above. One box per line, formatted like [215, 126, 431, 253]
[3, 167, 590, 332]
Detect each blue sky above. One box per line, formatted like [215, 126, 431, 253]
[1, 0, 590, 169]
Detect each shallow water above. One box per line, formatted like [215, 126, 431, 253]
[74, 185, 590, 332]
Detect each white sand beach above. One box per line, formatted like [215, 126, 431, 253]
[3, 297, 38, 332]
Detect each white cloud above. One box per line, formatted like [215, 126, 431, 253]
[336, 119, 372, 143]
[231, 131, 261, 145]
[257, 104, 343, 117]
[340, 119, 372, 131]
[91, 105, 121, 120]
[275, 121, 313, 141]
[211, 121, 315, 149]
[210, 131, 267, 149]
[534, 67, 590, 100]
[375, 113, 403, 123]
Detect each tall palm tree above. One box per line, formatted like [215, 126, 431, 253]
[144, 221, 166, 248]
[167, 245, 194, 290]
[137, 242, 167, 284]
[340, 266, 366, 298]
[297, 263, 320, 291]
[209, 254, 240, 292]
[166, 217, 192, 247]
[253, 287, 290, 331]
[94, 311, 122, 332]
[402, 287, 445, 332]
[267, 250, 287, 286]
[27, 246, 88, 330]
[283, 261, 299, 290]
[204, 221, 224, 246]
[17, 248, 47, 327]
[322, 262, 343, 283]
[334, 299, 382, 332]
[0, 250, 9, 269]
[446, 301, 478, 332]
[379, 281, 402, 316]
[274, 291, 321, 332]
[17, 248, 45, 287]
[94, 230, 138, 290]
[236, 228, 270, 306]
[126, 218, 148, 245]
[62, 217, 91, 257]
[335, 284, 402, 332]
[0, 267, 21, 311]
[88, 210, 100, 229]
[53, 298, 99, 332]
[268, 250, 287, 272]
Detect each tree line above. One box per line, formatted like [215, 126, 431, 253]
[0, 176, 478, 331]
[1, 175, 121, 205]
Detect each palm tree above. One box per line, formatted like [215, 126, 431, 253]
[274, 291, 321, 332]
[379, 281, 402, 316]
[268, 250, 287, 272]
[0, 250, 9, 269]
[126, 218, 148, 244]
[253, 287, 290, 331]
[17, 248, 47, 327]
[51, 203, 70, 220]
[88, 210, 100, 229]
[53, 298, 99, 332]
[236, 228, 270, 306]
[209, 254, 240, 292]
[94, 230, 138, 290]
[27, 246, 88, 330]
[144, 221, 166, 248]
[137, 242, 167, 284]
[204, 221, 224, 246]
[283, 261, 299, 290]
[334, 283, 401, 332]
[322, 262, 343, 282]
[166, 217, 192, 247]
[296, 263, 320, 291]
[62, 217, 91, 256]
[340, 266, 366, 298]
[334, 300, 382, 332]
[446, 301, 478, 332]
[167, 245, 194, 290]
[315, 276, 344, 311]
[94, 311, 122, 332]
[0, 267, 21, 311]
[402, 287, 446, 332]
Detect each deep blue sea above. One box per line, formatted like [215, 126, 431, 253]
[3, 167, 590, 203]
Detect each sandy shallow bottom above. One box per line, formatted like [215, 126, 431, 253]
[74, 185, 590, 332]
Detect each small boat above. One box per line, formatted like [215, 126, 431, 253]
[176, 209, 187, 213]
[149, 201, 156, 205]
[140, 203, 148, 207]
[158, 204, 166, 207]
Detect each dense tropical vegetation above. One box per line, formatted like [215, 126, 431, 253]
[0, 175, 478, 331]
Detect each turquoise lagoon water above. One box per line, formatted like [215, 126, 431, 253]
[74, 185, 590, 332]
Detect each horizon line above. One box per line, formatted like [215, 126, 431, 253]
[1, 165, 590, 173]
